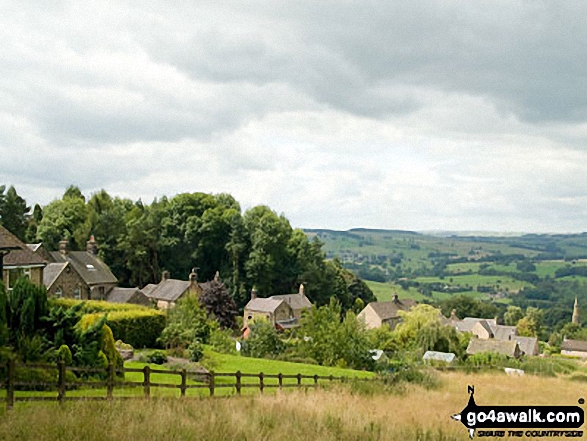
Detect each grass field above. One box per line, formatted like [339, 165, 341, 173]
[1, 371, 584, 440]
[413, 274, 532, 292]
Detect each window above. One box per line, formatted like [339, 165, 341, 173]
[7, 268, 24, 290]
[55, 287, 63, 298]
[74, 286, 81, 300]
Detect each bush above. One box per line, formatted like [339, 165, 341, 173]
[12, 367, 78, 391]
[209, 325, 237, 355]
[58, 345, 73, 365]
[146, 350, 167, 365]
[188, 342, 203, 362]
[50, 299, 151, 313]
[241, 321, 285, 359]
[83, 310, 166, 349]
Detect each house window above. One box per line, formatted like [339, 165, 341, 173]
[55, 287, 63, 298]
[74, 286, 81, 300]
[7, 268, 24, 290]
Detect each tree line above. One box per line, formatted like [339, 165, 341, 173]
[0, 185, 375, 311]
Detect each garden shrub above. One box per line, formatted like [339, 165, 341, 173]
[145, 350, 168, 365]
[58, 345, 73, 365]
[209, 325, 237, 354]
[188, 341, 203, 362]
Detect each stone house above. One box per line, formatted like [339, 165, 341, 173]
[142, 269, 207, 309]
[106, 287, 151, 306]
[242, 284, 313, 332]
[466, 339, 522, 358]
[43, 261, 89, 299]
[357, 295, 416, 330]
[0, 225, 46, 289]
[47, 237, 117, 300]
[561, 339, 587, 358]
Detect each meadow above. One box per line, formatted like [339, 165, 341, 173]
[1, 371, 584, 440]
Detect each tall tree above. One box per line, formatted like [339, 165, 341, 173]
[0, 186, 30, 240]
[199, 274, 238, 329]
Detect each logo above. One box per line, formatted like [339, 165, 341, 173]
[451, 386, 584, 439]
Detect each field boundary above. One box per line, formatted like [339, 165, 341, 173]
[0, 360, 358, 410]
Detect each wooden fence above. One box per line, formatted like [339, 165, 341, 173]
[0, 360, 353, 410]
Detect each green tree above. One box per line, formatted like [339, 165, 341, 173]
[159, 294, 211, 349]
[504, 306, 524, 326]
[36, 190, 88, 250]
[241, 320, 285, 358]
[0, 186, 30, 241]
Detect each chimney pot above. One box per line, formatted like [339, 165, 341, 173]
[251, 286, 257, 300]
[86, 235, 98, 255]
[161, 270, 170, 282]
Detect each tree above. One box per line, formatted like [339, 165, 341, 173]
[159, 294, 211, 349]
[241, 321, 285, 358]
[436, 294, 499, 320]
[199, 274, 238, 329]
[0, 186, 30, 241]
[36, 192, 88, 250]
[504, 306, 524, 326]
[516, 307, 544, 337]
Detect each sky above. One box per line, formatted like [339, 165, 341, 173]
[1, 1, 587, 233]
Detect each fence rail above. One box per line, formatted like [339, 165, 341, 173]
[0, 360, 352, 410]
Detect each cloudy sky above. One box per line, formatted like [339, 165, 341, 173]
[1, 1, 587, 233]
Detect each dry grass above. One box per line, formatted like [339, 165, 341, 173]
[0, 372, 584, 441]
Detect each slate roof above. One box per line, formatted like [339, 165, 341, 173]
[107, 287, 147, 304]
[513, 336, 539, 356]
[473, 320, 495, 337]
[50, 251, 117, 286]
[493, 325, 517, 341]
[368, 298, 416, 321]
[270, 293, 312, 311]
[466, 339, 520, 357]
[143, 279, 191, 302]
[245, 297, 285, 313]
[453, 317, 497, 333]
[423, 351, 456, 363]
[43, 262, 69, 289]
[561, 339, 587, 353]
[141, 284, 157, 297]
[0, 225, 46, 267]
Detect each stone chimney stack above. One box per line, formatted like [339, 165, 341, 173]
[161, 270, 170, 282]
[86, 235, 98, 255]
[59, 238, 69, 255]
[214, 271, 220, 282]
[189, 268, 198, 289]
[251, 286, 257, 300]
[392, 294, 399, 303]
[299, 283, 305, 297]
[450, 309, 458, 321]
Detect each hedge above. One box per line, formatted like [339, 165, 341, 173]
[51, 298, 150, 313]
[83, 310, 166, 349]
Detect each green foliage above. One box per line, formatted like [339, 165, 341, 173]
[100, 309, 165, 349]
[297, 299, 374, 370]
[74, 314, 123, 372]
[58, 344, 73, 365]
[241, 321, 285, 358]
[209, 323, 237, 354]
[504, 306, 524, 326]
[13, 367, 78, 391]
[436, 294, 499, 320]
[188, 341, 203, 362]
[0, 281, 8, 347]
[145, 350, 168, 365]
[159, 294, 211, 349]
[395, 304, 466, 357]
[0, 185, 30, 241]
[516, 306, 544, 337]
[51, 298, 151, 313]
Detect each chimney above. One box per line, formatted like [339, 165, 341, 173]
[392, 294, 399, 303]
[59, 238, 69, 255]
[450, 309, 458, 321]
[251, 286, 257, 300]
[161, 270, 170, 282]
[214, 271, 220, 282]
[86, 235, 98, 255]
[189, 268, 198, 288]
[299, 283, 305, 297]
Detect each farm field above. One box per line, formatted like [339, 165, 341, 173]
[365, 280, 487, 302]
[1, 371, 584, 440]
[413, 274, 532, 292]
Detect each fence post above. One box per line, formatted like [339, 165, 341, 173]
[297, 373, 302, 389]
[57, 361, 66, 405]
[328, 375, 333, 383]
[278, 373, 283, 391]
[6, 359, 15, 411]
[209, 371, 215, 397]
[259, 372, 264, 394]
[143, 366, 151, 399]
[341, 376, 346, 384]
[313, 374, 318, 387]
[107, 363, 114, 400]
[235, 371, 241, 396]
[180, 369, 187, 398]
